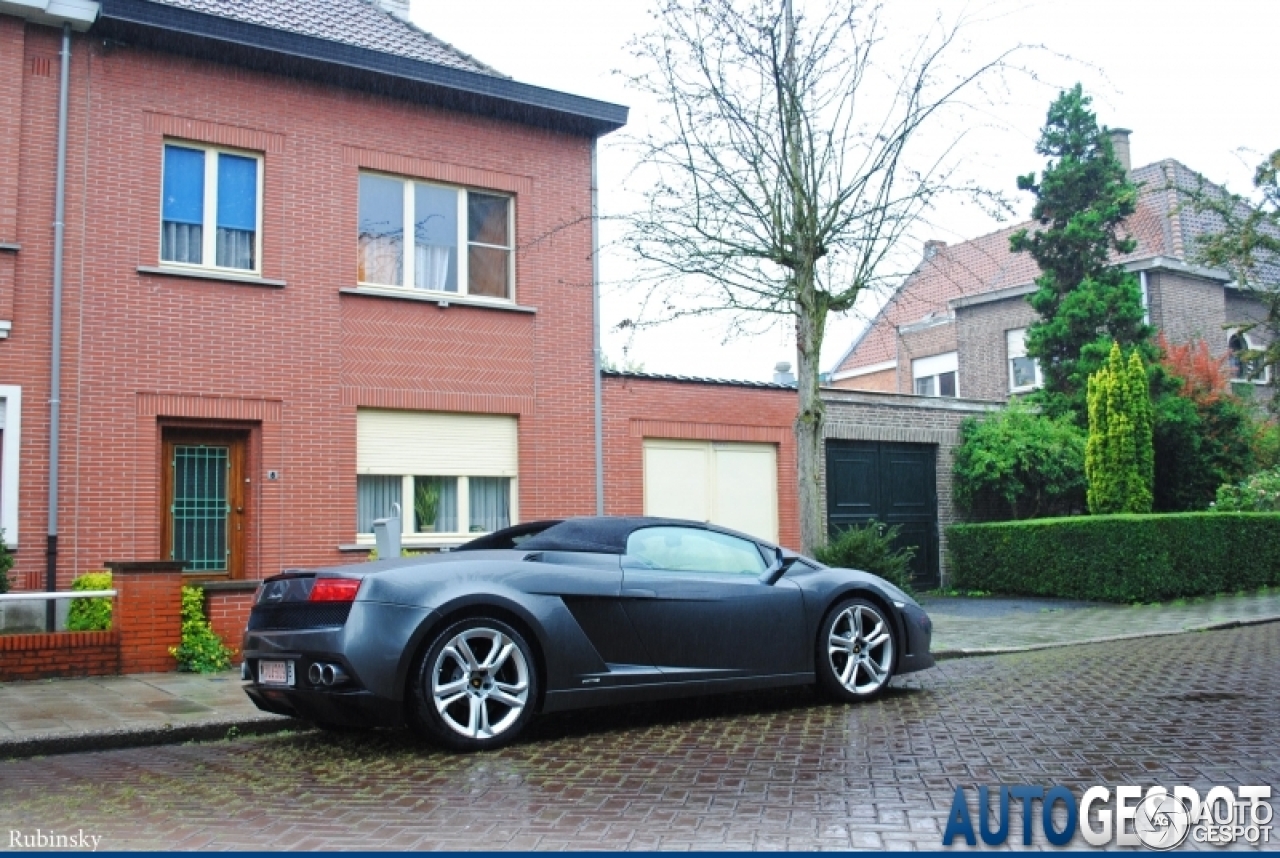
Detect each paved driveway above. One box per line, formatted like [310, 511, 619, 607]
[1, 623, 1276, 851]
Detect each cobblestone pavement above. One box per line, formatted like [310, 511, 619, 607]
[1, 623, 1276, 851]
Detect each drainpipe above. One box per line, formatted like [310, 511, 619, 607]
[591, 139, 604, 516]
[46, 22, 71, 631]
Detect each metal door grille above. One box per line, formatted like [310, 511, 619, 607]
[172, 445, 229, 571]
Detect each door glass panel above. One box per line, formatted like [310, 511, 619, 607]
[172, 445, 229, 571]
[625, 527, 766, 575]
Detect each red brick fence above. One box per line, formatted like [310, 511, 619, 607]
[0, 562, 254, 682]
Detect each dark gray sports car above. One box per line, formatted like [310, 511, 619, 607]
[242, 516, 934, 750]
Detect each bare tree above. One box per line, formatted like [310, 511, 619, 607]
[621, 0, 1019, 552]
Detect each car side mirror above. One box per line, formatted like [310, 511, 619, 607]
[762, 547, 797, 585]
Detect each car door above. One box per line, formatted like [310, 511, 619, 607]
[619, 526, 808, 678]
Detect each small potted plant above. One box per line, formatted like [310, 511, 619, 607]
[415, 480, 440, 533]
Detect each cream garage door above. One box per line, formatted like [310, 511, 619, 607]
[643, 440, 778, 542]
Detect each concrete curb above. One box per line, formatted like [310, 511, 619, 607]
[0, 714, 309, 760]
[932, 613, 1280, 661]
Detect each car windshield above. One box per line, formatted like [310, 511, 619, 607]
[625, 526, 767, 575]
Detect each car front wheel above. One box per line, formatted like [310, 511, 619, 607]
[408, 617, 538, 751]
[816, 597, 896, 702]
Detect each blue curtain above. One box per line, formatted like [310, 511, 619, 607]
[357, 475, 401, 533]
[216, 153, 257, 269]
[469, 477, 510, 533]
[162, 146, 205, 264]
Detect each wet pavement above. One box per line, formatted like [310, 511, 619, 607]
[1, 589, 1277, 756]
[0, 622, 1276, 851]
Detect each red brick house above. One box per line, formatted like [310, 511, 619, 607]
[829, 132, 1276, 404]
[0, 0, 630, 599]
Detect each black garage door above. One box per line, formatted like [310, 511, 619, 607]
[825, 440, 939, 589]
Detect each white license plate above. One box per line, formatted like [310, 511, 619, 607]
[258, 660, 295, 686]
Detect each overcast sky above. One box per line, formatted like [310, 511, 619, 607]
[412, 0, 1280, 381]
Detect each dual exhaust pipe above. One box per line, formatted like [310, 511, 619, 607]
[308, 662, 349, 687]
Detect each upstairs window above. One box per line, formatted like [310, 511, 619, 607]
[161, 143, 262, 272]
[912, 352, 958, 398]
[357, 173, 513, 300]
[1229, 333, 1271, 384]
[1008, 328, 1043, 392]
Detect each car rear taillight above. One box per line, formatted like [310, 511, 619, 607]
[309, 578, 361, 603]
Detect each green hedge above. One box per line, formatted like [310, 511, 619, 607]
[66, 571, 113, 631]
[947, 512, 1280, 602]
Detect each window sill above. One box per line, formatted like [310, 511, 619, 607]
[137, 266, 287, 288]
[0, 242, 19, 253]
[340, 286, 536, 314]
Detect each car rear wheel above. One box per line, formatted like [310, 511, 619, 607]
[408, 617, 538, 751]
[816, 597, 896, 702]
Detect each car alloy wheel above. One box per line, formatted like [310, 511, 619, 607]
[410, 617, 538, 751]
[817, 597, 895, 701]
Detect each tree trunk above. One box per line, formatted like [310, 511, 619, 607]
[794, 294, 826, 555]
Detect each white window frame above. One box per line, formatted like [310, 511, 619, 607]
[356, 474, 519, 546]
[1007, 328, 1044, 393]
[0, 385, 20, 548]
[1228, 332, 1272, 385]
[356, 171, 516, 303]
[911, 351, 959, 398]
[158, 141, 265, 275]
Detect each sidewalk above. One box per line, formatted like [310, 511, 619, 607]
[1, 588, 1277, 758]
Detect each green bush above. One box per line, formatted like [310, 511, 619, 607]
[815, 520, 917, 595]
[169, 586, 236, 673]
[66, 572, 113, 631]
[0, 530, 11, 595]
[947, 512, 1280, 602]
[1214, 466, 1280, 512]
[952, 401, 1086, 521]
[1085, 344, 1154, 514]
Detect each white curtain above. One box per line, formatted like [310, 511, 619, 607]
[414, 244, 452, 291]
[162, 222, 203, 264]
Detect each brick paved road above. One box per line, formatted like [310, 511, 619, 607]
[1, 624, 1277, 851]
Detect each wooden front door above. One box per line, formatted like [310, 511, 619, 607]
[162, 430, 247, 578]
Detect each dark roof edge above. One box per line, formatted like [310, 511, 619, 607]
[602, 370, 797, 391]
[95, 0, 628, 137]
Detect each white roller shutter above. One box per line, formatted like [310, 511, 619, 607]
[712, 443, 777, 542]
[643, 439, 778, 542]
[357, 410, 517, 476]
[643, 442, 710, 523]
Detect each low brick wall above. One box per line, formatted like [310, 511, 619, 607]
[202, 584, 257, 665]
[0, 631, 121, 681]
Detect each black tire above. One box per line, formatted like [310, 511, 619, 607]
[407, 616, 538, 751]
[815, 597, 897, 702]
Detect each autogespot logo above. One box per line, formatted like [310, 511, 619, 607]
[942, 784, 1273, 849]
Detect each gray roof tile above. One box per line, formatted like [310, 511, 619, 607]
[149, 0, 504, 77]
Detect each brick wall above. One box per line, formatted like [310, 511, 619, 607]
[897, 320, 958, 394]
[829, 367, 897, 392]
[4, 22, 599, 588]
[1149, 270, 1228, 351]
[114, 567, 183, 674]
[204, 588, 255, 664]
[0, 630, 120, 681]
[602, 375, 801, 550]
[954, 295, 1038, 402]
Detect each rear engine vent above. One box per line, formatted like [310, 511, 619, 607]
[248, 602, 352, 631]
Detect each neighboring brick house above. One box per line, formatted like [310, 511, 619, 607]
[829, 133, 1277, 405]
[0, 0, 628, 596]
